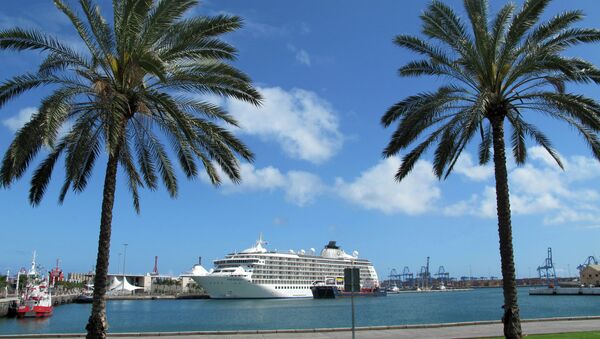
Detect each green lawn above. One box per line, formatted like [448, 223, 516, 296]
[490, 332, 600, 338]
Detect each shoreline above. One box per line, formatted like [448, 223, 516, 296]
[1, 315, 599, 338]
[0, 294, 209, 318]
[105, 294, 209, 300]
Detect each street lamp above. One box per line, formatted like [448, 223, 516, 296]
[4, 270, 8, 298]
[122, 243, 128, 294]
[117, 253, 122, 276]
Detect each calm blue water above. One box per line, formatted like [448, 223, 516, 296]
[0, 288, 598, 335]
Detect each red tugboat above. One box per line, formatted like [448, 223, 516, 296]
[16, 251, 53, 318]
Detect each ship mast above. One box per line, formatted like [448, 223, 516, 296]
[28, 251, 37, 276]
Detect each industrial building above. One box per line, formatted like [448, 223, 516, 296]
[580, 265, 600, 287]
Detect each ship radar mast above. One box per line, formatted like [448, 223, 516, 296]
[242, 233, 268, 253]
[258, 232, 267, 247]
[28, 250, 37, 276]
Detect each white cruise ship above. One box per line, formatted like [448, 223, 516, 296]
[190, 235, 380, 299]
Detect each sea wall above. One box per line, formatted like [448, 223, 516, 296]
[52, 294, 77, 306]
[0, 298, 17, 317]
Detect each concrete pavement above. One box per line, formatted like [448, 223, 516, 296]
[1, 316, 599, 338]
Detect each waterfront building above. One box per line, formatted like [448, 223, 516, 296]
[67, 272, 94, 283]
[580, 265, 600, 286]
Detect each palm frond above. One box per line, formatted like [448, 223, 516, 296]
[1, 0, 260, 211]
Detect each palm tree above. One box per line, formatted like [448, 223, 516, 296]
[0, 0, 260, 337]
[381, 0, 600, 337]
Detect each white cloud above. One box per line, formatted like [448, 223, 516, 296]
[200, 163, 323, 207]
[445, 147, 600, 225]
[220, 163, 286, 193]
[443, 194, 480, 217]
[334, 157, 441, 215]
[197, 142, 600, 224]
[295, 49, 311, 66]
[528, 146, 563, 169]
[287, 44, 311, 66]
[563, 156, 600, 182]
[201, 157, 441, 214]
[225, 87, 343, 164]
[285, 171, 323, 206]
[454, 153, 493, 181]
[2, 107, 36, 132]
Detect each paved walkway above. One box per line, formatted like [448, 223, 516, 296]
[1, 317, 599, 338]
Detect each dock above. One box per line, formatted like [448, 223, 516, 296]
[0, 298, 18, 317]
[529, 287, 600, 295]
[105, 294, 209, 300]
[1, 293, 208, 317]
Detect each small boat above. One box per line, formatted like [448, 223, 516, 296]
[386, 282, 400, 294]
[311, 285, 387, 298]
[311, 277, 386, 299]
[75, 283, 94, 303]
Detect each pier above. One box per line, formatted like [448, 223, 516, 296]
[51, 294, 78, 305]
[0, 298, 17, 317]
[530, 287, 600, 295]
[0, 293, 208, 317]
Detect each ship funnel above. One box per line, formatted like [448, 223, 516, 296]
[325, 241, 339, 249]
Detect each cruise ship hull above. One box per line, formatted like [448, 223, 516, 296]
[188, 237, 380, 299]
[193, 276, 313, 299]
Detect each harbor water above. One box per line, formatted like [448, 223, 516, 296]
[0, 287, 598, 335]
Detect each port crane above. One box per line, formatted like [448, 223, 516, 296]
[435, 266, 450, 286]
[536, 247, 557, 286]
[387, 268, 402, 288]
[417, 257, 431, 289]
[400, 266, 414, 288]
[576, 256, 598, 273]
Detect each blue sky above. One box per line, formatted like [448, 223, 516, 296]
[1, 0, 600, 280]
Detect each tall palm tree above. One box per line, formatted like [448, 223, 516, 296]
[0, 0, 261, 337]
[382, 0, 600, 337]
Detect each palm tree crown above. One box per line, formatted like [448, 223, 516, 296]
[0, 0, 261, 210]
[383, 0, 600, 179]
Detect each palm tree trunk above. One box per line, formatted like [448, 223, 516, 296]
[490, 115, 522, 339]
[85, 146, 120, 339]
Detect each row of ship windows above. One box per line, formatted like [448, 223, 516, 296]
[222, 272, 371, 278]
[219, 265, 371, 272]
[253, 280, 313, 285]
[252, 270, 372, 273]
[252, 274, 372, 279]
[263, 261, 371, 266]
[274, 286, 310, 290]
[216, 265, 373, 276]
[221, 267, 371, 273]
[225, 256, 370, 265]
